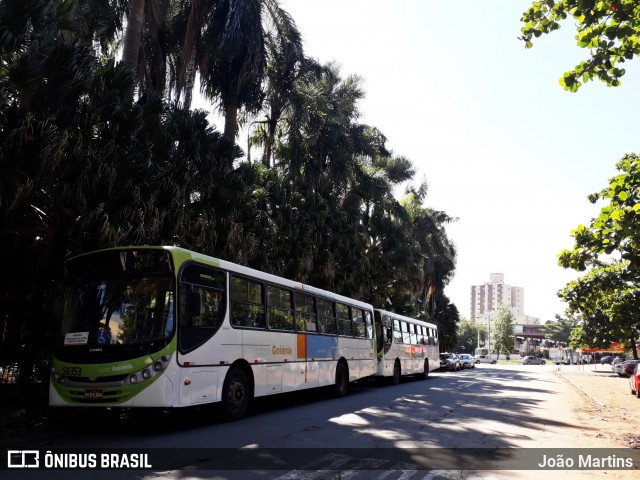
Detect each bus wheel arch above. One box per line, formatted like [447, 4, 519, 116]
[221, 361, 254, 421]
[391, 359, 401, 385]
[333, 360, 349, 398]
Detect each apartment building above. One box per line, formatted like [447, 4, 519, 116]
[470, 273, 524, 319]
[471, 274, 544, 355]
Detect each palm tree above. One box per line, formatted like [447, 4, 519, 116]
[401, 183, 457, 315]
[246, 5, 308, 167]
[198, 0, 302, 143]
[166, 0, 216, 109]
[121, 0, 169, 93]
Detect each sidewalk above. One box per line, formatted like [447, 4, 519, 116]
[556, 363, 637, 407]
[555, 362, 640, 448]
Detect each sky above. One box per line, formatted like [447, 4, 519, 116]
[204, 1, 640, 323]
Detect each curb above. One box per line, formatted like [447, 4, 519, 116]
[554, 369, 607, 409]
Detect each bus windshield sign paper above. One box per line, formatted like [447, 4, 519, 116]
[64, 332, 89, 345]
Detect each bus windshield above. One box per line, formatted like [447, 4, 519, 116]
[58, 250, 176, 348]
[60, 276, 175, 347]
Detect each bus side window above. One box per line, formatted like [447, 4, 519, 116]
[178, 264, 226, 353]
[393, 320, 402, 344]
[428, 328, 437, 346]
[336, 303, 352, 336]
[364, 310, 373, 339]
[382, 315, 392, 343]
[230, 276, 265, 329]
[317, 298, 336, 335]
[409, 323, 416, 345]
[294, 293, 317, 332]
[352, 307, 366, 338]
[401, 322, 411, 344]
[267, 286, 294, 331]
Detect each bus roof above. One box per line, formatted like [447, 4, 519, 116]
[69, 245, 375, 311]
[374, 308, 436, 329]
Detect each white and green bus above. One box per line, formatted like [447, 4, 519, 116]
[373, 309, 440, 384]
[50, 246, 377, 419]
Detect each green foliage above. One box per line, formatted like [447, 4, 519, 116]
[520, 0, 640, 91]
[558, 155, 640, 358]
[431, 293, 459, 353]
[491, 304, 516, 358]
[0, 0, 460, 385]
[455, 316, 487, 353]
[540, 314, 581, 344]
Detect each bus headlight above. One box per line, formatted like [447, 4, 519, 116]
[141, 369, 151, 380]
[129, 374, 139, 384]
[153, 361, 163, 372]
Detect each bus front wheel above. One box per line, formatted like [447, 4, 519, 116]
[334, 362, 349, 397]
[222, 367, 251, 421]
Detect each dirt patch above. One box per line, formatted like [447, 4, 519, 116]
[557, 368, 640, 449]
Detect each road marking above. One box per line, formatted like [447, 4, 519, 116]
[273, 453, 503, 480]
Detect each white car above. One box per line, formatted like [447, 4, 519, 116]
[458, 353, 475, 369]
[473, 354, 496, 364]
[612, 357, 626, 374]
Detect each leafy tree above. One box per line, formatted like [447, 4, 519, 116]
[491, 304, 515, 360]
[246, 14, 311, 167]
[0, 0, 460, 390]
[0, 1, 234, 383]
[432, 293, 459, 353]
[456, 316, 487, 353]
[559, 263, 639, 358]
[199, 0, 267, 141]
[558, 155, 640, 358]
[540, 314, 580, 345]
[520, 0, 640, 91]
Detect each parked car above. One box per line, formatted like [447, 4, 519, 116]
[600, 355, 614, 365]
[621, 360, 640, 378]
[458, 354, 475, 369]
[440, 353, 461, 371]
[521, 355, 546, 365]
[611, 356, 626, 372]
[629, 363, 640, 398]
[473, 354, 496, 364]
[613, 357, 628, 376]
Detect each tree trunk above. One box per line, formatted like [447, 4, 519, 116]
[183, 47, 197, 110]
[122, 0, 146, 70]
[262, 116, 277, 168]
[223, 97, 239, 143]
[630, 337, 638, 360]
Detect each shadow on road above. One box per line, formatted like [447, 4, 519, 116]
[3, 366, 587, 453]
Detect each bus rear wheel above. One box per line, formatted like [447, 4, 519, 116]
[334, 362, 349, 397]
[422, 360, 429, 379]
[222, 367, 251, 421]
[391, 360, 401, 385]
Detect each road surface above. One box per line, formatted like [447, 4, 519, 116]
[3, 364, 639, 479]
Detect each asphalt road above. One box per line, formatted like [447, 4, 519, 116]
[3, 365, 639, 479]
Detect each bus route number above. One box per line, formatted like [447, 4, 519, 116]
[62, 366, 82, 377]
